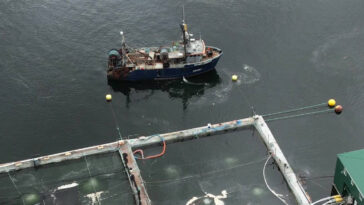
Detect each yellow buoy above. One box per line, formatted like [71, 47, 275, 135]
[106, 94, 112, 102]
[328, 99, 336, 108]
[232, 75, 238, 81]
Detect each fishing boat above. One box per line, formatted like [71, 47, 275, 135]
[107, 9, 223, 81]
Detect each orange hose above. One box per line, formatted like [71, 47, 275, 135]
[133, 149, 144, 159]
[134, 140, 166, 160]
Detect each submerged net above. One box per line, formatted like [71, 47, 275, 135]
[137, 129, 296, 205]
[0, 152, 134, 205]
[0, 129, 298, 205]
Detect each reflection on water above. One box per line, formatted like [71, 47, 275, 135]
[108, 70, 221, 110]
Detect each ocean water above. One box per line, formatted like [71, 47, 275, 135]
[1, 0, 364, 204]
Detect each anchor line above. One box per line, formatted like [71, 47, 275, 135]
[234, 81, 255, 115]
[265, 109, 334, 122]
[109, 102, 123, 140]
[262, 103, 327, 117]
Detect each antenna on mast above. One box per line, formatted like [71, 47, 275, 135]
[120, 31, 125, 46]
[182, 5, 185, 23]
[120, 30, 126, 66]
[180, 6, 188, 61]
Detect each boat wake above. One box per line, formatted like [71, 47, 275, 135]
[188, 79, 233, 106]
[219, 64, 260, 86]
[239, 64, 261, 85]
[189, 64, 260, 106]
[311, 28, 364, 74]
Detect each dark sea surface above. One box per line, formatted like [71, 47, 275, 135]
[1, 0, 364, 204]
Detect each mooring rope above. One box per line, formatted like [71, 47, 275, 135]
[263, 155, 289, 205]
[265, 109, 333, 122]
[310, 196, 341, 205]
[262, 103, 327, 117]
[301, 175, 334, 180]
[235, 82, 256, 115]
[108, 102, 123, 140]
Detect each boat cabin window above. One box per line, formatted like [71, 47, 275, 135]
[186, 55, 202, 63]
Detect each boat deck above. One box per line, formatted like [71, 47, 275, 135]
[126, 48, 221, 70]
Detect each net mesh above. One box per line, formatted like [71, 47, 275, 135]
[0, 152, 134, 205]
[0, 130, 297, 205]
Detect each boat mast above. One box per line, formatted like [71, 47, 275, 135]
[120, 31, 127, 67]
[180, 6, 188, 61]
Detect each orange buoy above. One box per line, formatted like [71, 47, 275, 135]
[334, 105, 343, 114]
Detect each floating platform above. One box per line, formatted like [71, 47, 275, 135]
[0, 115, 312, 205]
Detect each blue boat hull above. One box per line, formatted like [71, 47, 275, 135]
[107, 47, 223, 82]
[126, 56, 221, 81]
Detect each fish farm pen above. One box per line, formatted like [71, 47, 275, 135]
[0, 100, 347, 205]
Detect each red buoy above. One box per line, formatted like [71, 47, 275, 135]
[334, 105, 343, 114]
